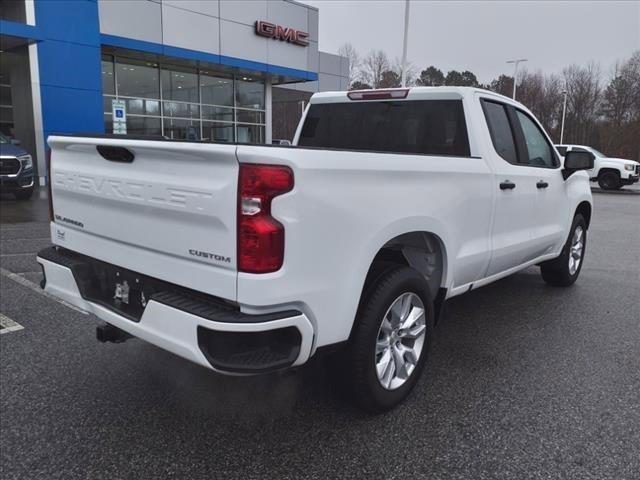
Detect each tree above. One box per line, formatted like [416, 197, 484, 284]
[416, 66, 444, 86]
[350, 81, 372, 90]
[489, 74, 514, 97]
[338, 43, 360, 88]
[444, 70, 464, 86]
[460, 71, 479, 87]
[563, 62, 602, 145]
[378, 70, 401, 88]
[360, 50, 390, 89]
[442, 70, 479, 87]
[391, 58, 418, 86]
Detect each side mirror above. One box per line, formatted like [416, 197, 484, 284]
[10, 138, 21, 146]
[562, 150, 594, 180]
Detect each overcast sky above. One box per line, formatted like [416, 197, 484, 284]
[301, 0, 640, 83]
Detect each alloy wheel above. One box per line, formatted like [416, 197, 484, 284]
[568, 225, 584, 275]
[375, 292, 427, 390]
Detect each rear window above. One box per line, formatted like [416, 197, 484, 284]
[298, 100, 471, 157]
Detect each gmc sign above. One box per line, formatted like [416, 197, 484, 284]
[255, 20, 309, 47]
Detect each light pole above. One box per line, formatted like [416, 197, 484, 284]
[560, 89, 568, 144]
[506, 58, 527, 99]
[401, 0, 410, 87]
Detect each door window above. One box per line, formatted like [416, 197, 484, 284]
[516, 111, 557, 168]
[481, 100, 518, 164]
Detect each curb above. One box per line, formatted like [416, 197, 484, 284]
[591, 187, 640, 196]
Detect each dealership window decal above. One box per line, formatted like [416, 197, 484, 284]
[255, 21, 309, 46]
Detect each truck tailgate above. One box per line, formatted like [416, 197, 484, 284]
[47, 136, 239, 300]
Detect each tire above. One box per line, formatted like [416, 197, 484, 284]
[14, 187, 34, 200]
[540, 214, 587, 287]
[597, 171, 620, 190]
[340, 265, 434, 413]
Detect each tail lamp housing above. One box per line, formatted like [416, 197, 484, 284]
[238, 164, 293, 273]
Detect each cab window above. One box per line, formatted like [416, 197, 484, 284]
[481, 100, 518, 164]
[515, 111, 558, 168]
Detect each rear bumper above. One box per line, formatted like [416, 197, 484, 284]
[36, 247, 314, 374]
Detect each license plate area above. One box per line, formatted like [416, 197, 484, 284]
[42, 247, 237, 322]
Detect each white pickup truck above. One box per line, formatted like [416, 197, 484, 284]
[555, 144, 640, 190]
[37, 87, 594, 412]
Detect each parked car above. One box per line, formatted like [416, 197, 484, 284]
[37, 87, 594, 412]
[0, 133, 35, 200]
[555, 144, 640, 190]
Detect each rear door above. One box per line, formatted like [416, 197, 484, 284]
[480, 98, 538, 276]
[48, 136, 239, 300]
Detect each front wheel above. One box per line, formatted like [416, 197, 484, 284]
[540, 214, 587, 287]
[598, 171, 620, 190]
[340, 266, 434, 413]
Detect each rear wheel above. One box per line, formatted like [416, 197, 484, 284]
[598, 171, 620, 190]
[540, 214, 586, 287]
[341, 265, 434, 413]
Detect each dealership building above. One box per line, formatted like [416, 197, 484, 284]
[0, 0, 349, 184]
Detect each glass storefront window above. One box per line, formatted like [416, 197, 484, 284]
[202, 122, 234, 143]
[236, 109, 265, 124]
[117, 59, 160, 99]
[236, 77, 265, 110]
[200, 73, 233, 107]
[202, 105, 234, 122]
[0, 1, 26, 22]
[163, 101, 199, 119]
[101, 56, 115, 96]
[163, 118, 201, 140]
[237, 124, 264, 144]
[101, 54, 266, 144]
[162, 68, 199, 103]
[105, 114, 162, 137]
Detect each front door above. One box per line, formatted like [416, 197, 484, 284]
[513, 109, 570, 258]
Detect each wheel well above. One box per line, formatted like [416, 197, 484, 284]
[364, 232, 445, 301]
[576, 201, 592, 229]
[598, 168, 620, 178]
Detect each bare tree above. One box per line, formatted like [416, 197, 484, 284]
[600, 51, 640, 157]
[391, 58, 418, 86]
[563, 62, 602, 145]
[338, 43, 360, 88]
[360, 50, 390, 89]
[516, 70, 563, 137]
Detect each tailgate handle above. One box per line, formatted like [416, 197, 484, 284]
[96, 146, 135, 163]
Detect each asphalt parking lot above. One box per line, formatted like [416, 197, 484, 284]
[1, 188, 639, 480]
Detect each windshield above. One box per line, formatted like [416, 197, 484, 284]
[590, 148, 606, 157]
[0, 133, 9, 144]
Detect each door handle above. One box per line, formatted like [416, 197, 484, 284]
[536, 181, 549, 189]
[499, 181, 516, 190]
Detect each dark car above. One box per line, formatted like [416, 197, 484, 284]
[0, 133, 35, 200]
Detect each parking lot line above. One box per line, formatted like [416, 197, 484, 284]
[0, 267, 88, 315]
[0, 313, 24, 334]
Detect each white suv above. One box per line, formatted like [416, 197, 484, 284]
[555, 144, 640, 190]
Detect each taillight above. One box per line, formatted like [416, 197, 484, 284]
[46, 148, 54, 222]
[347, 89, 409, 101]
[238, 164, 293, 273]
